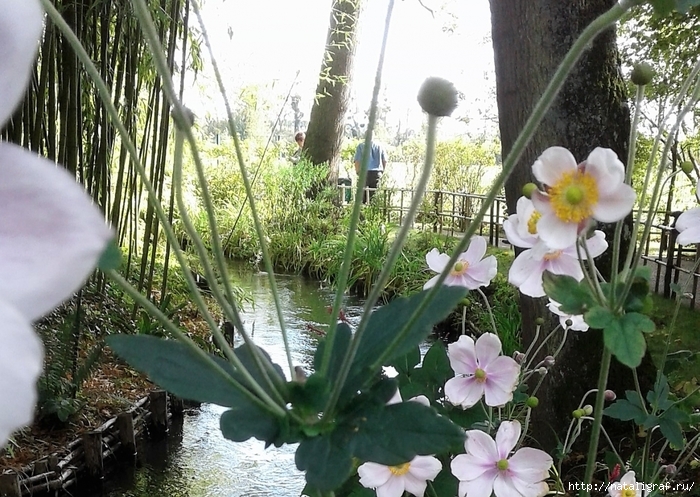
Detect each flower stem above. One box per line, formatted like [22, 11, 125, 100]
[476, 288, 498, 335]
[580, 348, 612, 496]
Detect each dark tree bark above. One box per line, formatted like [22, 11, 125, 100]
[304, 0, 361, 185]
[489, 0, 650, 452]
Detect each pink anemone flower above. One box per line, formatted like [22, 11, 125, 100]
[531, 147, 636, 250]
[503, 196, 540, 249]
[508, 230, 607, 298]
[444, 333, 520, 408]
[451, 421, 553, 497]
[423, 236, 497, 290]
[0, 0, 113, 447]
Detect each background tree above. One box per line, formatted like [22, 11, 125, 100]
[489, 0, 638, 452]
[304, 0, 362, 186]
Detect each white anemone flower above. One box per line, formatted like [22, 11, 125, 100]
[608, 471, 645, 497]
[547, 300, 589, 331]
[531, 147, 636, 250]
[503, 196, 540, 249]
[358, 455, 442, 497]
[676, 207, 700, 246]
[508, 231, 607, 298]
[0, 0, 113, 447]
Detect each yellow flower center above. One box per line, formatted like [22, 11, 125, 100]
[621, 484, 636, 497]
[474, 368, 487, 382]
[389, 462, 411, 476]
[527, 211, 541, 235]
[496, 459, 509, 471]
[543, 250, 562, 261]
[549, 169, 598, 223]
[451, 260, 470, 276]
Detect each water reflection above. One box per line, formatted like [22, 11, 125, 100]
[78, 267, 366, 497]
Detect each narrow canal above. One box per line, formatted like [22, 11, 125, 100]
[78, 265, 368, 497]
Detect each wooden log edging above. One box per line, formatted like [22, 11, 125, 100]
[0, 390, 182, 497]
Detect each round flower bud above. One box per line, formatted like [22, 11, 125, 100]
[565, 319, 573, 327]
[681, 161, 694, 175]
[631, 62, 654, 86]
[535, 317, 545, 325]
[460, 298, 470, 306]
[604, 390, 616, 402]
[526, 396, 539, 408]
[583, 404, 593, 416]
[417, 77, 459, 117]
[522, 183, 538, 199]
[544, 355, 555, 368]
[572, 409, 584, 419]
[513, 351, 526, 364]
[537, 367, 548, 376]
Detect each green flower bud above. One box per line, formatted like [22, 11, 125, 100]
[522, 183, 538, 199]
[572, 408, 584, 419]
[417, 77, 459, 117]
[583, 404, 593, 416]
[535, 317, 545, 325]
[631, 62, 654, 86]
[526, 396, 539, 408]
[681, 161, 694, 175]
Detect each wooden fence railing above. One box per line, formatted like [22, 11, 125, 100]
[338, 184, 700, 309]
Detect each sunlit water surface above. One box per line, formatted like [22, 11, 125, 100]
[77, 265, 368, 497]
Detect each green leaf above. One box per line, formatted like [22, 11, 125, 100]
[98, 239, 122, 270]
[647, 375, 671, 411]
[314, 323, 352, 385]
[583, 306, 614, 330]
[421, 340, 453, 386]
[107, 334, 248, 407]
[233, 342, 288, 398]
[650, 0, 676, 15]
[603, 314, 648, 368]
[658, 416, 685, 448]
[295, 429, 356, 491]
[603, 399, 646, 424]
[351, 401, 465, 466]
[220, 404, 279, 443]
[542, 272, 595, 315]
[431, 468, 460, 497]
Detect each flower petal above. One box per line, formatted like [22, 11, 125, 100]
[0, 0, 44, 126]
[536, 212, 579, 250]
[508, 447, 553, 482]
[425, 248, 450, 273]
[464, 429, 499, 463]
[466, 256, 498, 288]
[676, 208, 700, 245]
[532, 147, 578, 187]
[408, 455, 442, 481]
[448, 335, 477, 374]
[423, 274, 441, 290]
[358, 462, 393, 489]
[459, 470, 499, 497]
[580, 230, 608, 258]
[0, 300, 43, 448]
[592, 184, 636, 223]
[483, 356, 520, 406]
[509, 250, 547, 298]
[376, 475, 405, 497]
[463, 236, 488, 265]
[544, 252, 584, 281]
[403, 473, 429, 497]
[445, 376, 484, 408]
[503, 213, 536, 249]
[475, 333, 502, 367]
[495, 421, 521, 459]
[0, 143, 114, 320]
[585, 147, 625, 195]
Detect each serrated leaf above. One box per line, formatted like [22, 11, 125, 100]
[603, 314, 647, 368]
[220, 404, 279, 443]
[542, 272, 595, 315]
[647, 375, 671, 411]
[107, 334, 249, 407]
[658, 416, 685, 448]
[351, 401, 465, 465]
[584, 306, 615, 330]
[604, 399, 646, 424]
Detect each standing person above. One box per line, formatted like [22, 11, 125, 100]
[354, 138, 387, 204]
[291, 131, 305, 164]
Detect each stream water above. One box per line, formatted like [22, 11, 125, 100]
[77, 265, 368, 497]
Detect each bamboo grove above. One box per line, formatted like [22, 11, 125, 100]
[3, 0, 198, 305]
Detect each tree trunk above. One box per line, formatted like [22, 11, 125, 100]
[304, 0, 361, 186]
[489, 0, 648, 452]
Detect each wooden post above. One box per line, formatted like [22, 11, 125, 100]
[82, 431, 104, 478]
[0, 472, 21, 497]
[116, 412, 137, 455]
[148, 390, 168, 438]
[170, 396, 185, 416]
[33, 460, 49, 475]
